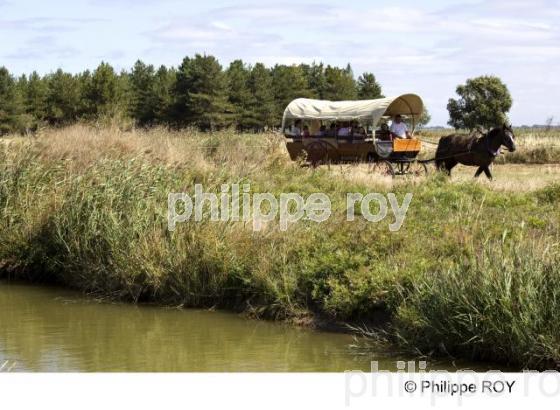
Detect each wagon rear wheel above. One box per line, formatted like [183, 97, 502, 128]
[306, 141, 329, 167]
[367, 153, 377, 172]
[371, 159, 395, 177]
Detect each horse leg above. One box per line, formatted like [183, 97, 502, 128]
[483, 166, 493, 180]
[474, 166, 484, 178]
[445, 159, 458, 176]
[436, 160, 450, 175]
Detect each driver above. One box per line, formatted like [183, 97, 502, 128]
[390, 115, 411, 139]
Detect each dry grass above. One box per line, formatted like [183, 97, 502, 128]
[33, 125, 213, 171]
[324, 162, 558, 192]
[451, 164, 560, 191]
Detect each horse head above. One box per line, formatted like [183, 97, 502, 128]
[501, 124, 516, 152]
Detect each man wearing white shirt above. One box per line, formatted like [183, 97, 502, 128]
[389, 115, 411, 139]
[291, 120, 302, 137]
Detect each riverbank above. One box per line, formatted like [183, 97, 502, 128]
[1, 125, 559, 370]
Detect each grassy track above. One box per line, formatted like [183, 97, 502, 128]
[1, 125, 559, 369]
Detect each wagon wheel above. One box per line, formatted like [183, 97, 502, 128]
[395, 161, 428, 176]
[306, 141, 329, 167]
[406, 161, 428, 176]
[366, 153, 378, 172]
[371, 159, 395, 177]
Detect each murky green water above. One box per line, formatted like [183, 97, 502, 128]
[0, 282, 481, 372]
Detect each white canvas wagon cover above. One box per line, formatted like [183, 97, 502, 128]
[281, 94, 423, 128]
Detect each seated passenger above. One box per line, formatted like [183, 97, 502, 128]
[377, 122, 392, 141]
[318, 125, 327, 137]
[291, 120, 302, 137]
[337, 122, 351, 137]
[353, 126, 366, 138]
[329, 123, 337, 137]
[389, 115, 411, 139]
[302, 125, 310, 138]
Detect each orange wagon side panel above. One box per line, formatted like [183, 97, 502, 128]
[393, 138, 421, 152]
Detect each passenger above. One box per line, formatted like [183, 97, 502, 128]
[327, 123, 337, 137]
[337, 122, 351, 137]
[318, 125, 327, 137]
[378, 123, 391, 141]
[389, 115, 411, 139]
[302, 125, 310, 138]
[353, 126, 366, 138]
[292, 120, 302, 137]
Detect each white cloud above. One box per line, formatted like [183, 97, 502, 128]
[137, 1, 560, 124]
[5, 35, 79, 60]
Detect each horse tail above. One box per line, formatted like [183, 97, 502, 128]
[434, 135, 450, 167]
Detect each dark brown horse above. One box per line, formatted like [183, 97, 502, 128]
[435, 124, 516, 180]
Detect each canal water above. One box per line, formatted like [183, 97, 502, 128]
[0, 281, 481, 372]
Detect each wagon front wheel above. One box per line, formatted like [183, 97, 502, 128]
[406, 161, 428, 176]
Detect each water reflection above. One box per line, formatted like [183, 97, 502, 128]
[1, 282, 397, 372]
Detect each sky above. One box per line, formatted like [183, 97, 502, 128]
[1, 0, 559, 126]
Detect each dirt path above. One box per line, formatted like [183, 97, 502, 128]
[327, 163, 560, 192]
[451, 163, 560, 191]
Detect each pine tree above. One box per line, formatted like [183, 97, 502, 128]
[15, 74, 28, 100]
[357, 72, 383, 99]
[116, 69, 131, 121]
[226, 59, 252, 129]
[45, 69, 81, 125]
[0, 67, 26, 134]
[75, 70, 91, 118]
[24, 71, 48, 122]
[83, 62, 122, 119]
[152, 65, 175, 124]
[323, 65, 357, 100]
[14, 73, 46, 131]
[304, 62, 327, 99]
[271, 64, 313, 124]
[129, 60, 157, 126]
[173, 54, 232, 130]
[247, 63, 275, 130]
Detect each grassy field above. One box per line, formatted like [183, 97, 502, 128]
[1, 125, 559, 369]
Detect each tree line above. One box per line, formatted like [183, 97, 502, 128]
[0, 55, 389, 135]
